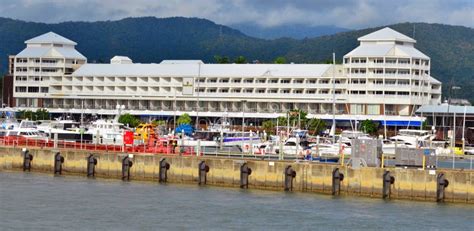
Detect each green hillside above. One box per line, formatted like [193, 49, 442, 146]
[0, 17, 472, 102]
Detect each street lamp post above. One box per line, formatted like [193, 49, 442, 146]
[241, 100, 247, 154]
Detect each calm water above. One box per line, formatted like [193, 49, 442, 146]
[0, 171, 472, 230]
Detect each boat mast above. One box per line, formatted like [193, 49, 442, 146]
[332, 52, 336, 143]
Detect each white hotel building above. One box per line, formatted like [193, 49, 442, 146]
[12, 28, 442, 127]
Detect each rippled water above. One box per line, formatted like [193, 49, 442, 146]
[0, 171, 472, 230]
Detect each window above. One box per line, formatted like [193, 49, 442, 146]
[367, 105, 380, 115]
[308, 80, 316, 84]
[269, 79, 278, 83]
[244, 89, 253, 93]
[257, 89, 265, 93]
[306, 90, 316, 94]
[220, 89, 229, 93]
[244, 79, 253, 83]
[15, 87, 27, 92]
[208, 79, 217, 83]
[350, 104, 365, 115]
[256, 79, 266, 83]
[294, 79, 304, 84]
[294, 90, 303, 94]
[28, 87, 39, 93]
[40, 87, 49, 93]
[395, 41, 404, 45]
[232, 89, 241, 93]
[269, 89, 277, 93]
[208, 89, 217, 93]
[15, 76, 27, 81]
[281, 89, 290, 94]
[219, 79, 229, 83]
[281, 79, 290, 84]
[320, 80, 329, 84]
[232, 79, 241, 83]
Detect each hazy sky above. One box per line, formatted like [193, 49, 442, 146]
[1, 0, 473, 28]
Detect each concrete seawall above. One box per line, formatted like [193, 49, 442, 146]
[1, 146, 472, 204]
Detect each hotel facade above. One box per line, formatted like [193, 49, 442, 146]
[11, 28, 442, 126]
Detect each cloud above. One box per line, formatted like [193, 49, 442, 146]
[0, 0, 472, 28]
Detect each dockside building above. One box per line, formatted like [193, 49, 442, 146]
[11, 28, 442, 126]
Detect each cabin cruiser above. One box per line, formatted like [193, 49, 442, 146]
[37, 120, 92, 142]
[383, 129, 435, 155]
[88, 119, 125, 145]
[0, 120, 46, 140]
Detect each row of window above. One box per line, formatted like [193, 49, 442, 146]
[15, 87, 48, 93]
[345, 57, 429, 65]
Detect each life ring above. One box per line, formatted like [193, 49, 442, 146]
[244, 144, 250, 152]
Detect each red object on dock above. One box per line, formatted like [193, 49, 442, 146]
[123, 131, 134, 145]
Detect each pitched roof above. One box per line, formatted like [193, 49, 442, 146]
[25, 32, 77, 45]
[72, 63, 332, 78]
[16, 46, 86, 59]
[358, 27, 416, 43]
[343, 44, 428, 59]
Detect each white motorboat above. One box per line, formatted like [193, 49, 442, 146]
[383, 129, 435, 155]
[88, 119, 126, 145]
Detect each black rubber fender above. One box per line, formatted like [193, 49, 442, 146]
[390, 176, 395, 184]
[165, 163, 170, 170]
[29, 154, 33, 161]
[93, 158, 98, 165]
[247, 168, 252, 176]
[339, 173, 344, 182]
[60, 156, 65, 163]
[291, 170, 296, 178]
[443, 179, 449, 188]
[204, 165, 210, 172]
[128, 161, 133, 168]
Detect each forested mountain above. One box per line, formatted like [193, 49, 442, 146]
[0, 17, 472, 102]
[230, 23, 348, 39]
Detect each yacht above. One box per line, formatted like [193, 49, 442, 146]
[88, 119, 125, 145]
[383, 129, 435, 155]
[37, 119, 92, 142]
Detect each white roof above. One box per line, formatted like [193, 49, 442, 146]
[160, 60, 204, 64]
[417, 105, 474, 114]
[72, 63, 332, 78]
[111, 56, 133, 64]
[25, 32, 77, 45]
[357, 27, 416, 43]
[16, 46, 86, 60]
[344, 44, 429, 59]
[358, 27, 416, 43]
[427, 75, 441, 84]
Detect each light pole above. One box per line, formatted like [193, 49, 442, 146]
[241, 100, 247, 154]
[195, 62, 201, 130]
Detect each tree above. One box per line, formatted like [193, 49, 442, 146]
[214, 55, 229, 64]
[307, 118, 327, 135]
[360, 119, 377, 135]
[277, 116, 287, 126]
[152, 120, 166, 126]
[35, 108, 49, 120]
[118, 113, 141, 127]
[177, 113, 192, 125]
[262, 120, 275, 135]
[17, 110, 34, 120]
[274, 56, 287, 64]
[234, 56, 247, 64]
